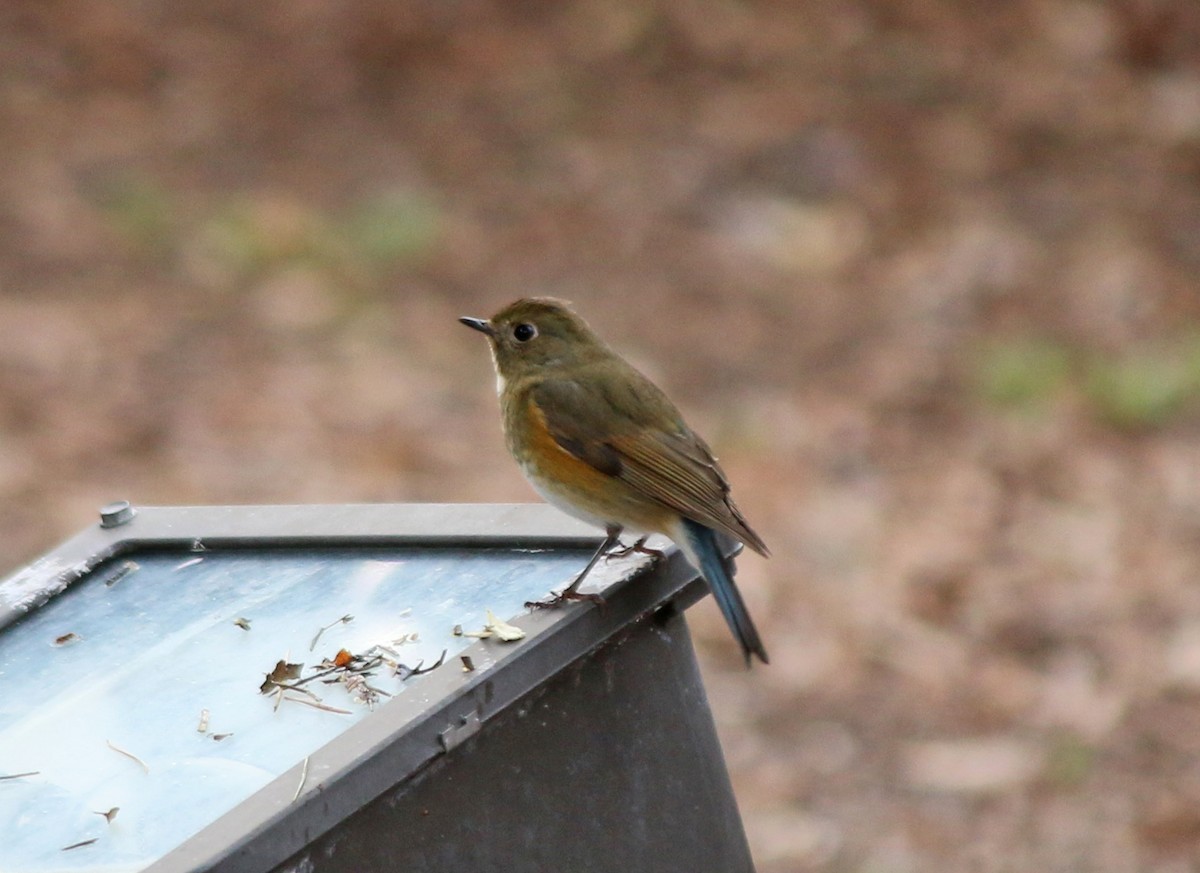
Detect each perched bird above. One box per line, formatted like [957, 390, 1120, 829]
[460, 298, 770, 665]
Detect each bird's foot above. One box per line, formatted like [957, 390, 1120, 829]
[525, 589, 606, 610]
[604, 535, 666, 561]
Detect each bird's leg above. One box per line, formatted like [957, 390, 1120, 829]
[604, 534, 666, 561]
[526, 525, 621, 610]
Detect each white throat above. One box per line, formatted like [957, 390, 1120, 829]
[490, 345, 506, 396]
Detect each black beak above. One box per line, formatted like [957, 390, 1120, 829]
[459, 316, 494, 336]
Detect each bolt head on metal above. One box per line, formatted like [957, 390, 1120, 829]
[99, 500, 137, 528]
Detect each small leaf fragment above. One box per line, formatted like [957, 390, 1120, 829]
[485, 609, 525, 642]
[260, 660, 303, 694]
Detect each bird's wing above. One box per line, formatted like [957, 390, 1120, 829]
[530, 377, 769, 557]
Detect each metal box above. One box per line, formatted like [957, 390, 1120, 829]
[0, 503, 754, 872]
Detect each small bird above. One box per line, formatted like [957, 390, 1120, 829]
[460, 298, 770, 665]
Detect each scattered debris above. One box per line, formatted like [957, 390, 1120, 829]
[232, 617, 252, 631]
[0, 771, 38, 781]
[461, 655, 475, 672]
[391, 650, 447, 681]
[52, 632, 80, 647]
[313, 650, 390, 708]
[61, 839, 98, 852]
[106, 740, 149, 774]
[452, 624, 463, 637]
[94, 807, 119, 823]
[196, 708, 233, 740]
[338, 670, 389, 708]
[487, 610, 525, 641]
[174, 557, 204, 571]
[462, 609, 526, 642]
[292, 756, 309, 802]
[309, 614, 354, 652]
[259, 641, 448, 715]
[260, 660, 303, 694]
[282, 695, 352, 715]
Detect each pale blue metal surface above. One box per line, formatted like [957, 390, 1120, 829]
[0, 546, 588, 872]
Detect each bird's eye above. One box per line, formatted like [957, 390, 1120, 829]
[513, 323, 538, 342]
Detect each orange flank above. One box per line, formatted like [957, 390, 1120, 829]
[519, 396, 676, 535]
[524, 397, 615, 489]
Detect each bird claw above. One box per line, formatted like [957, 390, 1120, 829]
[604, 536, 665, 561]
[525, 589, 606, 610]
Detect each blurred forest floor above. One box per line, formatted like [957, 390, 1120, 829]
[4, 1, 1200, 870]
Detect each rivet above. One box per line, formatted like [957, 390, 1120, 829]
[99, 500, 137, 529]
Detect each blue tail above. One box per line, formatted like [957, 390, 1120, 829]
[680, 518, 769, 666]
